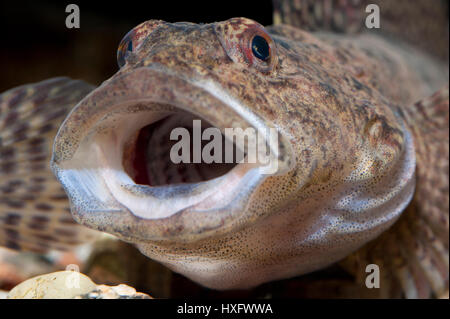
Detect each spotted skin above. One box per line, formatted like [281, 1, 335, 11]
[340, 86, 449, 298]
[45, 16, 448, 297]
[0, 78, 99, 252]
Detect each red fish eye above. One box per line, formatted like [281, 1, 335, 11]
[116, 20, 165, 69]
[215, 18, 277, 73]
[241, 30, 276, 72]
[117, 32, 134, 68]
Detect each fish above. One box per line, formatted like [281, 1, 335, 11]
[0, 78, 99, 252]
[1, 13, 448, 297]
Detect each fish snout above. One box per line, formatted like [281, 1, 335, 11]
[51, 67, 294, 244]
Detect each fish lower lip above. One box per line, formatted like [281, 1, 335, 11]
[51, 67, 292, 242]
[91, 99, 262, 221]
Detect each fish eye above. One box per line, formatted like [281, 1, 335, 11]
[215, 18, 278, 73]
[117, 20, 165, 69]
[117, 38, 133, 68]
[251, 35, 270, 61]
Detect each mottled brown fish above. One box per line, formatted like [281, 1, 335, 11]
[1, 8, 448, 298]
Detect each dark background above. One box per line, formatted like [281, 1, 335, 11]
[0, 0, 273, 92]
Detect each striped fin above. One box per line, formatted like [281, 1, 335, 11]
[272, 0, 449, 60]
[340, 86, 449, 298]
[0, 77, 100, 253]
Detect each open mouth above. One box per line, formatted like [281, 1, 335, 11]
[51, 67, 292, 240]
[123, 110, 238, 187]
[56, 99, 259, 222]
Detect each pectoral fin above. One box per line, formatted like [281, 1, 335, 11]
[341, 86, 449, 298]
[0, 77, 99, 253]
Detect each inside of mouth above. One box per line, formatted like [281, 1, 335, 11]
[123, 110, 239, 187]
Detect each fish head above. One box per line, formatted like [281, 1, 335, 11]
[51, 18, 415, 289]
[51, 18, 295, 241]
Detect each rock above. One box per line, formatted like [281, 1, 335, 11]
[75, 284, 152, 299]
[83, 237, 171, 297]
[7, 270, 152, 299]
[7, 271, 97, 299]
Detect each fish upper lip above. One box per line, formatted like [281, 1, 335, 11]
[51, 66, 294, 242]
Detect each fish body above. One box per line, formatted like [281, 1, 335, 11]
[1, 15, 448, 296]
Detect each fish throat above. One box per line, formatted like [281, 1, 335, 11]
[124, 110, 238, 187]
